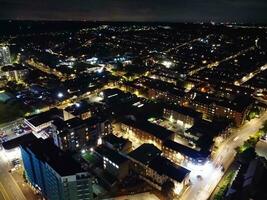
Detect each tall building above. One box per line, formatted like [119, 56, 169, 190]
[0, 46, 11, 67]
[20, 139, 93, 200]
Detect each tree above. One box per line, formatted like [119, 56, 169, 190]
[162, 179, 175, 200]
[262, 120, 267, 133]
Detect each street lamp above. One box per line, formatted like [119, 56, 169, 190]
[57, 92, 64, 98]
[81, 149, 86, 154]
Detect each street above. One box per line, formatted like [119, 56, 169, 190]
[180, 111, 267, 200]
[0, 149, 26, 200]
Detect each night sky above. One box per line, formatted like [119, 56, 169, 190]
[0, 0, 267, 23]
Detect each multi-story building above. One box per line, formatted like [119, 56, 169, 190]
[51, 116, 112, 151]
[24, 108, 62, 135]
[138, 77, 186, 105]
[118, 118, 174, 149]
[94, 145, 129, 180]
[162, 140, 210, 165]
[128, 144, 190, 195]
[102, 134, 132, 153]
[1, 64, 28, 82]
[189, 92, 253, 126]
[0, 46, 11, 67]
[63, 101, 93, 121]
[51, 117, 90, 151]
[184, 119, 231, 152]
[20, 139, 92, 200]
[163, 104, 202, 128]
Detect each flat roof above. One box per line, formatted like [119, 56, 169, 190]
[140, 77, 186, 98]
[163, 140, 210, 160]
[121, 118, 174, 141]
[193, 92, 253, 113]
[2, 133, 36, 150]
[94, 145, 128, 165]
[103, 134, 130, 149]
[25, 108, 62, 127]
[148, 156, 190, 183]
[65, 101, 93, 116]
[164, 104, 202, 119]
[21, 138, 84, 176]
[186, 119, 229, 138]
[128, 143, 161, 165]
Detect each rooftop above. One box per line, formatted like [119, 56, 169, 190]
[94, 145, 128, 165]
[164, 104, 203, 119]
[103, 134, 130, 150]
[149, 156, 190, 183]
[21, 138, 84, 176]
[121, 118, 174, 141]
[65, 100, 93, 116]
[128, 143, 161, 165]
[25, 108, 62, 127]
[163, 140, 210, 161]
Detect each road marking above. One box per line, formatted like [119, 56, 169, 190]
[0, 183, 10, 200]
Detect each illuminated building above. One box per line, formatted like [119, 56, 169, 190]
[128, 144, 190, 195]
[63, 101, 93, 120]
[0, 46, 11, 67]
[51, 117, 91, 151]
[162, 140, 210, 165]
[1, 65, 28, 82]
[94, 145, 129, 180]
[189, 92, 253, 126]
[52, 116, 112, 151]
[163, 105, 203, 128]
[139, 77, 186, 104]
[119, 118, 174, 149]
[20, 139, 93, 200]
[24, 108, 62, 135]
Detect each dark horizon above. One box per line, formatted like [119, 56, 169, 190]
[1, 0, 267, 23]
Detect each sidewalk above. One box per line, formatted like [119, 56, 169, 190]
[11, 167, 42, 200]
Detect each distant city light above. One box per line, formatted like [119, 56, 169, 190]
[161, 61, 173, 68]
[57, 92, 64, 98]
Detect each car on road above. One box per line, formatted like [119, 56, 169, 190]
[11, 159, 20, 166]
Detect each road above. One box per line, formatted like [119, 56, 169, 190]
[234, 63, 267, 86]
[189, 46, 255, 76]
[0, 149, 26, 200]
[104, 192, 160, 200]
[180, 111, 267, 200]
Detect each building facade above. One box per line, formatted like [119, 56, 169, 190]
[20, 139, 92, 200]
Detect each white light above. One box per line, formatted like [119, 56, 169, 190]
[97, 67, 104, 73]
[57, 92, 64, 98]
[81, 149, 86, 154]
[162, 61, 173, 68]
[186, 161, 214, 176]
[75, 103, 80, 107]
[90, 147, 94, 152]
[97, 137, 103, 145]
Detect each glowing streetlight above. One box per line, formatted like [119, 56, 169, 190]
[57, 92, 64, 98]
[97, 137, 103, 146]
[81, 149, 86, 154]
